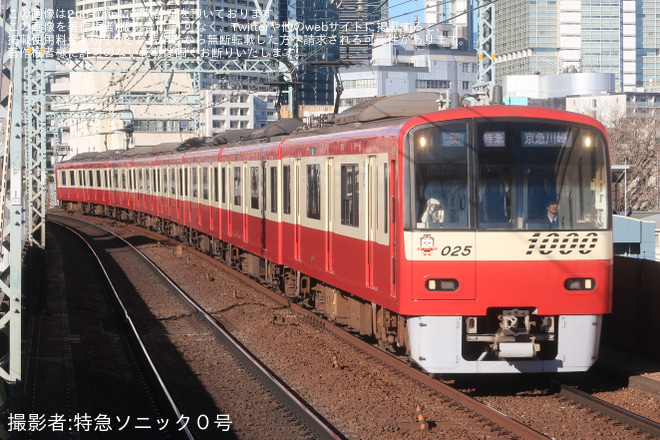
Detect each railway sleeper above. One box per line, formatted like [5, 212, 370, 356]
[72, 203, 410, 355]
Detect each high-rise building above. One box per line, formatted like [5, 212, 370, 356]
[425, 0, 470, 44]
[336, 0, 387, 63]
[492, 0, 660, 92]
[291, 0, 341, 106]
[277, 0, 388, 106]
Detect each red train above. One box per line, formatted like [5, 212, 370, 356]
[56, 94, 613, 373]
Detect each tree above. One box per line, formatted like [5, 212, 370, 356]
[606, 111, 660, 212]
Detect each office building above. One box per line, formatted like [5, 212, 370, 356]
[493, 0, 660, 92]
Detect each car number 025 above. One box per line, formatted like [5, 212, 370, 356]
[440, 245, 472, 257]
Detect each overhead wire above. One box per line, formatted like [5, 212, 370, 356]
[161, 0, 492, 123]
[62, 0, 493, 137]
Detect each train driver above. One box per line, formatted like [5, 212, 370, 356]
[421, 197, 445, 226]
[544, 200, 559, 229]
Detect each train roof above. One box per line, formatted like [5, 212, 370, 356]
[210, 129, 257, 146]
[334, 92, 440, 125]
[250, 118, 303, 140]
[57, 93, 606, 167]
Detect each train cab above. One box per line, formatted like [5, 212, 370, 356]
[400, 107, 612, 373]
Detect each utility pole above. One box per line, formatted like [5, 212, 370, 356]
[0, 0, 30, 409]
[475, 0, 495, 96]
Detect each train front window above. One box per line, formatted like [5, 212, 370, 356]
[412, 123, 469, 229]
[476, 121, 609, 231]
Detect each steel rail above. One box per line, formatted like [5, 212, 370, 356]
[52, 212, 550, 440]
[272, 290, 552, 440]
[49, 218, 195, 440]
[130, 225, 552, 440]
[557, 382, 660, 438]
[50, 213, 342, 440]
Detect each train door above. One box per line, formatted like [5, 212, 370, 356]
[326, 157, 333, 272]
[102, 169, 108, 204]
[259, 160, 267, 249]
[85, 170, 91, 202]
[168, 166, 175, 217]
[226, 164, 233, 236]
[205, 165, 213, 230]
[368, 156, 393, 294]
[177, 166, 184, 221]
[146, 168, 153, 212]
[161, 166, 168, 217]
[111, 168, 117, 206]
[155, 168, 160, 214]
[367, 156, 376, 287]
[229, 163, 246, 240]
[137, 168, 144, 210]
[151, 168, 157, 213]
[120, 169, 127, 206]
[221, 165, 228, 236]
[294, 158, 301, 260]
[190, 164, 198, 225]
[243, 162, 249, 242]
[79, 170, 85, 201]
[130, 168, 136, 210]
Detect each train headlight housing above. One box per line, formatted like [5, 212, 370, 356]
[564, 277, 595, 291]
[426, 278, 459, 292]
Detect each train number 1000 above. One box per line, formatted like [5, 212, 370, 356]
[526, 232, 598, 255]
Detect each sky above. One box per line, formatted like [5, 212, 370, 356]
[388, 0, 427, 24]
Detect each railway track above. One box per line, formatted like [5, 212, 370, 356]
[556, 382, 660, 438]
[48, 212, 660, 439]
[49, 212, 546, 438]
[49, 214, 340, 440]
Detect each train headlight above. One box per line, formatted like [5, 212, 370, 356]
[564, 277, 595, 291]
[418, 136, 428, 148]
[426, 278, 459, 292]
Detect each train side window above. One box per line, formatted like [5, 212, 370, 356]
[221, 167, 226, 204]
[137, 169, 143, 192]
[146, 168, 152, 193]
[178, 168, 183, 197]
[307, 164, 321, 220]
[96, 170, 102, 188]
[69, 171, 75, 186]
[340, 164, 359, 227]
[202, 166, 209, 201]
[283, 165, 291, 215]
[192, 166, 199, 198]
[250, 166, 259, 210]
[170, 168, 176, 195]
[270, 166, 277, 214]
[162, 168, 168, 194]
[60, 171, 66, 186]
[184, 168, 189, 198]
[233, 166, 242, 206]
[212, 166, 218, 203]
[121, 170, 126, 190]
[104, 170, 109, 188]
